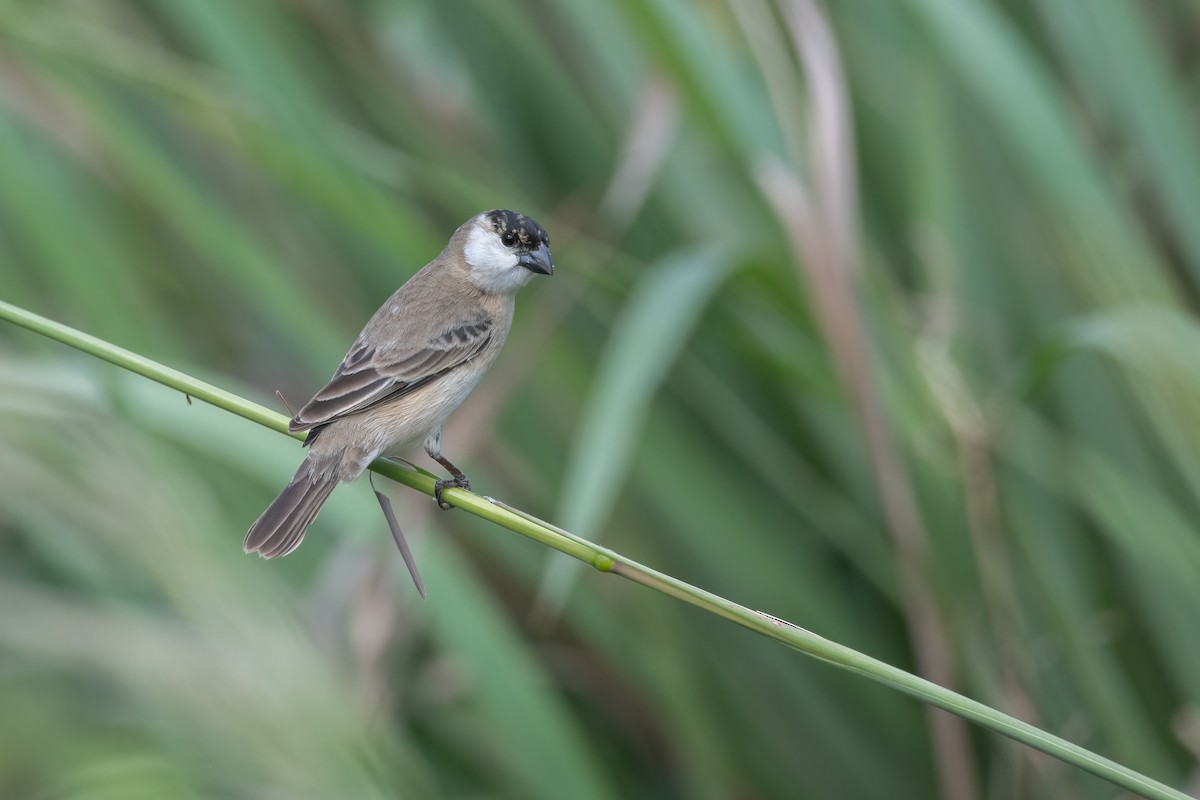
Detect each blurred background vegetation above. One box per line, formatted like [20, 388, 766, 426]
[1, 0, 1199, 798]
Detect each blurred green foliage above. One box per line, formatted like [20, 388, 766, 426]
[2, 0, 1199, 797]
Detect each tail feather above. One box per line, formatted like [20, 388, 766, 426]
[244, 469, 338, 559]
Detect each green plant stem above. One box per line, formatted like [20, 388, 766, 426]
[0, 298, 1189, 800]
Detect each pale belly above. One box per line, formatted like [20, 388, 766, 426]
[304, 363, 490, 481]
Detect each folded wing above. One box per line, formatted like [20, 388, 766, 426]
[289, 316, 493, 435]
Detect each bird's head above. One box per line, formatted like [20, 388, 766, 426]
[459, 209, 554, 294]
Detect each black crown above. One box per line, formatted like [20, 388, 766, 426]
[485, 209, 549, 247]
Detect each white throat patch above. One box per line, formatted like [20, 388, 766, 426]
[464, 224, 532, 294]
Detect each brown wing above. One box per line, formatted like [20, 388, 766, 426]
[289, 315, 493, 435]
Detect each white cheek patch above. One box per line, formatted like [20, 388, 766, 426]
[464, 226, 519, 272]
[464, 224, 530, 294]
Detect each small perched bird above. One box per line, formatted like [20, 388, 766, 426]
[245, 209, 553, 561]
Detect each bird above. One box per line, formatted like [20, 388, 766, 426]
[244, 209, 553, 561]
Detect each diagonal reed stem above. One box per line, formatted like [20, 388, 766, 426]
[0, 297, 1189, 800]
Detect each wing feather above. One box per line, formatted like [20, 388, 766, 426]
[289, 315, 493, 434]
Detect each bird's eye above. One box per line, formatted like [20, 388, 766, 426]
[502, 232, 517, 247]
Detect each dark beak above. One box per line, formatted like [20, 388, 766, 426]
[518, 242, 554, 275]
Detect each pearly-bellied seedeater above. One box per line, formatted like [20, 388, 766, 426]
[244, 209, 553, 560]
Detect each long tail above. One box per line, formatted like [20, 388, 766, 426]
[244, 466, 338, 559]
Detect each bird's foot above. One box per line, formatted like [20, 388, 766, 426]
[433, 475, 471, 510]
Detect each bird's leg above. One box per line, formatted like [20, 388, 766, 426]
[424, 428, 470, 510]
[432, 456, 471, 510]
